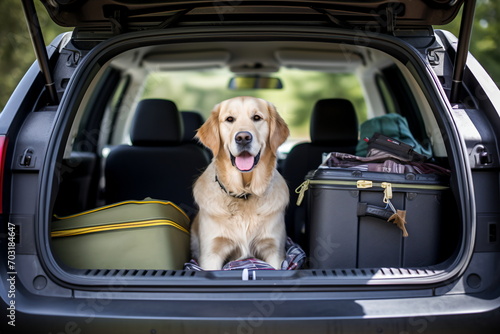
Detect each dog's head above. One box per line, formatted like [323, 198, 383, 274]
[197, 97, 289, 172]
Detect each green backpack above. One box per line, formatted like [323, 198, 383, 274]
[356, 113, 432, 157]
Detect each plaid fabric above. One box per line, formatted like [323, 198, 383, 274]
[184, 237, 306, 271]
[321, 151, 450, 175]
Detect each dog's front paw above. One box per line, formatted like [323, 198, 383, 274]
[199, 256, 224, 271]
[267, 254, 285, 270]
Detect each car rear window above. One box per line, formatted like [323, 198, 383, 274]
[140, 68, 367, 145]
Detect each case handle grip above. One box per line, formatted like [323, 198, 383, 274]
[357, 202, 408, 237]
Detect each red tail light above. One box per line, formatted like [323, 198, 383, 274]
[0, 135, 7, 214]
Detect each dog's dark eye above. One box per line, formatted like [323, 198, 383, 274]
[226, 116, 235, 123]
[253, 115, 262, 121]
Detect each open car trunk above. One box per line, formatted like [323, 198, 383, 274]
[19, 0, 479, 289]
[45, 41, 467, 287]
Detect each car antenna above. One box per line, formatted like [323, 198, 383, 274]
[21, 0, 59, 105]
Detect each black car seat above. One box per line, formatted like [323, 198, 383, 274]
[282, 98, 359, 245]
[105, 99, 210, 216]
[181, 110, 212, 160]
[181, 111, 204, 143]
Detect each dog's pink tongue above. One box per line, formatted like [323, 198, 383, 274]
[235, 152, 254, 171]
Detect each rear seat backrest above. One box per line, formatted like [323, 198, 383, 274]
[181, 111, 212, 160]
[105, 99, 210, 215]
[282, 98, 359, 244]
[181, 111, 204, 143]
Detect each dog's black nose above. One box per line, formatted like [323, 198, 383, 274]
[235, 131, 253, 146]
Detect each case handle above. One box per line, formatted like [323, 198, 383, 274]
[357, 202, 409, 237]
[357, 202, 393, 220]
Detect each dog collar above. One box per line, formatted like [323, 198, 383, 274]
[215, 175, 251, 200]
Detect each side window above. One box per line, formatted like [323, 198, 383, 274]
[375, 73, 398, 114]
[71, 69, 125, 154]
[376, 65, 427, 144]
[100, 75, 131, 148]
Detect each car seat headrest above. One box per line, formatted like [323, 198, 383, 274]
[310, 98, 358, 146]
[130, 99, 183, 146]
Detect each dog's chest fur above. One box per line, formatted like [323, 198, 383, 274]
[194, 165, 288, 229]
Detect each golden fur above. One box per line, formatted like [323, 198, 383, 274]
[191, 97, 290, 270]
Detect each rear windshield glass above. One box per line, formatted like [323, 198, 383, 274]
[141, 68, 367, 145]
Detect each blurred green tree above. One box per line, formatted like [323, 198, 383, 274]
[436, 0, 499, 87]
[0, 0, 68, 110]
[469, 0, 499, 87]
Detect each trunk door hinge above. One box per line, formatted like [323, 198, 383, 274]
[386, 5, 396, 35]
[104, 6, 128, 35]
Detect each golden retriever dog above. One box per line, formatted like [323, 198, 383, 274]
[191, 96, 290, 270]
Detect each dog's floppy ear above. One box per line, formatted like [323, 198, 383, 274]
[267, 102, 290, 153]
[196, 104, 221, 156]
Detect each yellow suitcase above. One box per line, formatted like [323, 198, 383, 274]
[51, 199, 190, 270]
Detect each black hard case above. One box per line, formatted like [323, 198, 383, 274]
[305, 168, 449, 269]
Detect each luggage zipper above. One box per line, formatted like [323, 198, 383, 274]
[295, 179, 448, 206]
[51, 219, 190, 238]
[53, 199, 190, 221]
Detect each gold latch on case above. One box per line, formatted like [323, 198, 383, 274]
[356, 180, 373, 188]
